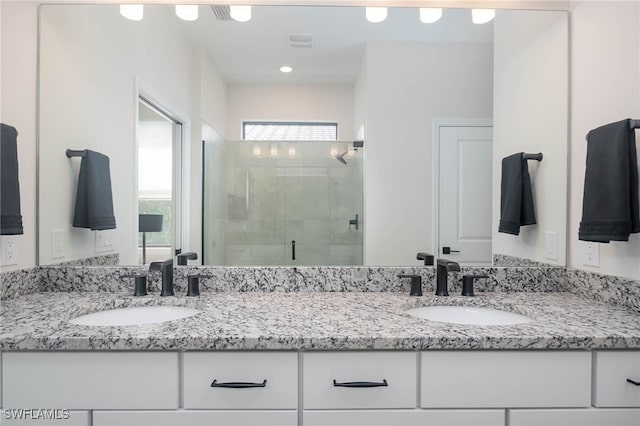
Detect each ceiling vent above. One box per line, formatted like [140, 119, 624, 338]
[210, 5, 232, 21]
[288, 33, 314, 48]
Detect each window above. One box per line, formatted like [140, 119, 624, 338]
[242, 121, 338, 141]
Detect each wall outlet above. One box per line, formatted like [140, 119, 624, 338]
[584, 242, 600, 267]
[544, 231, 558, 260]
[1, 236, 19, 266]
[95, 230, 114, 253]
[51, 229, 65, 259]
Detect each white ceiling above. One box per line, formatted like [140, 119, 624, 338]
[170, 5, 494, 85]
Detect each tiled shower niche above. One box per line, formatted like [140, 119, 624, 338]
[203, 140, 363, 266]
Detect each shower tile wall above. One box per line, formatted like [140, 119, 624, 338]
[204, 141, 363, 266]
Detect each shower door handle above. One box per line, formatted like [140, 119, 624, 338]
[291, 240, 296, 261]
[442, 247, 460, 255]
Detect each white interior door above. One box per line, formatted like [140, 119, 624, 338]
[438, 126, 492, 265]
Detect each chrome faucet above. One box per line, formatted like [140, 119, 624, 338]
[436, 258, 460, 296]
[149, 258, 174, 296]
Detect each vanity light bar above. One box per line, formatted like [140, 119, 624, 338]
[360, 7, 494, 24]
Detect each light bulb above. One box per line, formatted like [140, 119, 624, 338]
[472, 9, 495, 24]
[253, 145, 262, 157]
[288, 145, 297, 157]
[120, 4, 143, 21]
[330, 147, 338, 157]
[176, 5, 198, 21]
[270, 144, 279, 157]
[366, 7, 387, 23]
[280, 66, 293, 73]
[420, 8, 442, 24]
[230, 5, 252, 22]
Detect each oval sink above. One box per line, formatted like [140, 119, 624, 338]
[406, 306, 533, 326]
[69, 306, 202, 326]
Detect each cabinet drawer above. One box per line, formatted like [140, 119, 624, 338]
[303, 352, 417, 409]
[93, 410, 297, 426]
[421, 351, 591, 408]
[593, 351, 640, 407]
[182, 352, 297, 409]
[2, 352, 179, 409]
[510, 408, 640, 426]
[304, 409, 504, 426]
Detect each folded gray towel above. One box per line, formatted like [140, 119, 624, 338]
[579, 119, 640, 242]
[498, 152, 536, 235]
[1, 123, 24, 235]
[72, 150, 116, 230]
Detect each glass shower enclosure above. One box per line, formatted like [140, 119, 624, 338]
[202, 140, 363, 266]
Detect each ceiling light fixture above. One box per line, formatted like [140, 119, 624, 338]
[366, 7, 387, 23]
[176, 5, 198, 21]
[230, 5, 252, 22]
[419, 8, 442, 24]
[280, 66, 293, 73]
[120, 4, 144, 21]
[472, 9, 495, 24]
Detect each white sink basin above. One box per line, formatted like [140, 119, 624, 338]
[69, 306, 202, 326]
[405, 306, 533, 326]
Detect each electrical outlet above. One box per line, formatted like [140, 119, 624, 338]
[1, 236, 18, 266]
[51, 229, 65, 259]
[584, 242, 600, 267]
[544, 231, 557, 260]
[95, 231, 114, 253]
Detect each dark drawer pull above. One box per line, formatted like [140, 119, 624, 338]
[333, 379, 388, 388]
[627, 378, 640, 386]
[211, 379, 267, 388]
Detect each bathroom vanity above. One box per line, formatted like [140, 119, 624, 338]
[1, 287, 639, 426]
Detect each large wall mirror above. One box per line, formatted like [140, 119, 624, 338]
[37, 4, 568, 267]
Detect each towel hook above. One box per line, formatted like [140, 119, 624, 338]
[66, 149, 87, 158]
[522, 152, 543, 161]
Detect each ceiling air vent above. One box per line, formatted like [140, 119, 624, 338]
[210, 5, 232, 21]
[288, 33, 314, 48]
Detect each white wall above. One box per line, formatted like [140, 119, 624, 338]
[38, 5, 193, 265]
[569, 1, 640, 280]
[492, 10, 568, 266]
[0, 1, 38, 271]
[362, 41, 493, 266]
[225, 84, 355, 141]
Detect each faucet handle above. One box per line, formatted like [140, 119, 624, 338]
[461, 275, 489, 297]
[121, 273, 148, 297]
[177, 252, 198, 266]
[398, 274, 423, 297]
[416, 252, 434, 266]
[186, 274, 212, 297]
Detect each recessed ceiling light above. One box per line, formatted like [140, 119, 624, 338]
[420, 8, 442, 24]
[120, 4, 143, 21]
[280, 66, 293, 73]
[366, 7, 387, 23]
[176, 5, 198, 21]
[230, 5, 251, 22]
[472, 9, 495, 24]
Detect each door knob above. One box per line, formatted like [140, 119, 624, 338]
[442, 247, 460, 255]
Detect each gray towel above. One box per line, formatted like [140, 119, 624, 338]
[579, 119, 640, 242]
[498, 152, 536, 235]
[0, 123, 24, 235]
[72, 150, 116, 230]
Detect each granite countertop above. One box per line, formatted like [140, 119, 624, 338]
[1, 291, 639, 351]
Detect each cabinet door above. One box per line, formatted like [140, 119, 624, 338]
[510, 408, 640, 426]
[304, 409, 505, 426]
[421, 351, 591, 408]
[183, 352, 298, 409]
[303, 352, 417, 409]
[2, 352, 179, 409]
[93, 410, 297, 426]
[593, 351, 640, 408]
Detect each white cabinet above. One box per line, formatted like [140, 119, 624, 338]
[303, 409, 505, 426]
[303, 352, 417, 409]
[592, 351, 640, 407]
[510, 408, 640, 426]
[182, 352, 298, 409]
[421, 351, 591, 408]
[2, 352, 179, 410]
[93, 410, 298, 426]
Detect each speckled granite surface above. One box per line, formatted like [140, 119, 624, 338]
[493, 253, 560, 267]
[51, 253, 119, 267]
[1, 292, 638, 351]
[567, 268, 640, 312]
[0, 267, 42, 301]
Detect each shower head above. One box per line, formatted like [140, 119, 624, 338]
[335, 150, 348, 165]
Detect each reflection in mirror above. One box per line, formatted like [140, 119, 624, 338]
[37, 5, 567, 267]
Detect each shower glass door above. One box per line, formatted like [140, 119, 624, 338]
[202, 140, 363, 266]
